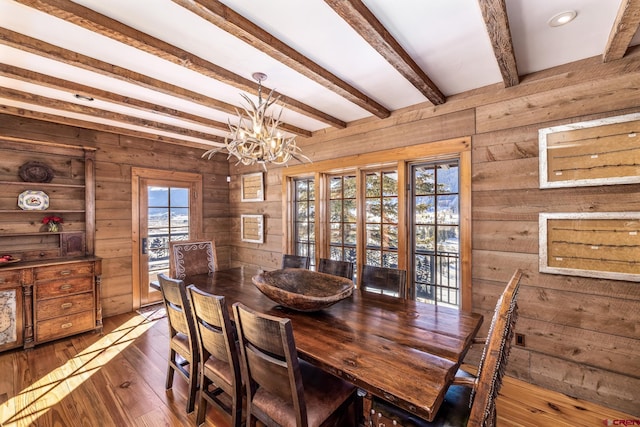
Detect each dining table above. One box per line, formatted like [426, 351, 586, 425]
[184, 266, 483, 423]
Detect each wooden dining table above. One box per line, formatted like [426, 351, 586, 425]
[185, 266, 483, 422]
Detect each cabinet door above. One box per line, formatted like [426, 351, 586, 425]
[0, 282, 24, 352]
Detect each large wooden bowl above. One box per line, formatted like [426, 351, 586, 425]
[252, 268, 354, 312]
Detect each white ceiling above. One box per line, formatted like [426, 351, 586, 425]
[1, 0, 638, 148]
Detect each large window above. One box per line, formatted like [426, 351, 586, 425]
[364, 170, 399, 268]
[411, 161, 460, 307]
[283, 139, 472, 310]
[329, 175, 357, 264]
[293, 177, 315, 268]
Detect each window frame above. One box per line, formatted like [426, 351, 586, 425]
[282, 137, 472, 311]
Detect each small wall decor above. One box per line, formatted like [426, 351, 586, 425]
[17, 190, 49, 210]
[241, 172, 264, 202]
[18, 161, 54, 183]
[241, 214, 264, 243]
[539, 212, 640, 282]
[539, 112, 640, 188]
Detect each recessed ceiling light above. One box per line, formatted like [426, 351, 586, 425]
[74, 93, 94, 101]
[548, 10, 577, 27]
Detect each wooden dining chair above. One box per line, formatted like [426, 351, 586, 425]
[157, 273, 199, 413]
[369, 269, 524, 427]
[317, 258, 354, 280]
[360, 265, 407, 298]
[281, 254, 310, 269]
[186, 285, 243, 427]
[232, 302, 357, 427]
[169, 239, 217, 280]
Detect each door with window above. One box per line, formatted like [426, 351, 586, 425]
[132, 169, 202, 308]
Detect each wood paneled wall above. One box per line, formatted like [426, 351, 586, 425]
[0, 120, 231, 317]
[228, 48, 640, 416]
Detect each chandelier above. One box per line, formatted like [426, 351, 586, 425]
[202, 72, 309, 168]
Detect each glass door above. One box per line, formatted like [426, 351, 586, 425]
[133, 168, 202, 308]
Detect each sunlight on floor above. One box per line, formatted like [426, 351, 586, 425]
[0, 315, 158, 427]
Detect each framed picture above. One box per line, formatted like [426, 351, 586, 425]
[539, 112, 640, 188]
[241, 172, 264, 202]
[241, 214, 264, 244]
[539, 212, 640, 282]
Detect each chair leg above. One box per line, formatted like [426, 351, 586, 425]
[166, 349, 176, 390]
[186, 360, 198, 413]
[195, 388, 207, 426]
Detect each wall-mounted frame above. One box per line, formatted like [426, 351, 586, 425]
[241, 172, 264, 202]
[539, 212, 640, 282]
[241, 214, 264, 244]
[539, 112, 640, 188]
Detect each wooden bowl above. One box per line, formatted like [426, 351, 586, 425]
[252, 268, 354, 312]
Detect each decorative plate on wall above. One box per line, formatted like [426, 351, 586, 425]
[18, 161, 54, 183]
[17, 190, 50, 210]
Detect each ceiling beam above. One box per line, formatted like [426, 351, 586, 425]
[477, 0, 519, 87]
[0, 64, 231, 133]
[1, 87, 226, 143]
[0, 106, 219, 149]
[603, 0, 640, 62]
[324, 0, 445, 105]
[0, 28, 311, 138]
[172, 0, 390, 119]
[14, 0, 345, 129]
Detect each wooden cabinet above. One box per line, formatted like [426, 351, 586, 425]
[0, 139, 101, 350]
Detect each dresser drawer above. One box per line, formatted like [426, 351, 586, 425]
[36, 292, 94, 321]
[34, 262, 94, 282]
[35, 311, 95, 343]
[0, 270, 21, 287]
[36, 277, 94, 300]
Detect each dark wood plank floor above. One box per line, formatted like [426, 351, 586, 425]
[0, 310, 633, 426]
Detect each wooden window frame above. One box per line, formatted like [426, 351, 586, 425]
[282, 137, 473, 311]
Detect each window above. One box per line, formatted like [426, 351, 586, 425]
[329, 175, 357, 264]
[411, 161, 460, 307]
[293, 177, 315, 268]
[364, 170, 399, 268]
[283, 139, 472, 310]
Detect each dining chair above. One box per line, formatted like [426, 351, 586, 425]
[232, 302, 357, 427]
[369, 269, 524, 427]
[169, 239, 217, 280]
[281, 254, 310, 269]
[317, 258, 354, 280]
[186, 285, 243, 427]
[157, 273, 199, 414]
[360, 265, 407, 298]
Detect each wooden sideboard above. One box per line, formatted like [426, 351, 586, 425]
[0, 258, 102, 351]
[0, 138, 101, 351]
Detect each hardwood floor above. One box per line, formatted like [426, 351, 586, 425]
[0, 310, 634, 427]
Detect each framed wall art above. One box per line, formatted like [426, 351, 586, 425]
[241, 172, 264, 202]
[539, 112, 640, 188]
[241, 214, 264, 244]
[539, 212, 640, 282]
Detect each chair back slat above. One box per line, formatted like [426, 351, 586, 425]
[170, 240, 217, 279]
[360, 265, 407, 297]
[468, 269, 523, 427]
[282, 254, 310, 269]
[318, 258, 354, 280]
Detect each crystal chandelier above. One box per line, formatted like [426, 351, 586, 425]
[202, 72, 309, 168]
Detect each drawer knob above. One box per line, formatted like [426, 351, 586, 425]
[61, 302, 73, 309]
[61, 322, 73, 329]
[59, 270, 72, 276]
[60, 284, 72, 290]
[0, 278, 4, 284]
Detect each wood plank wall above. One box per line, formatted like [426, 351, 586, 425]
[228, 48, 640, 416]
[0, 121, 231, 317]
